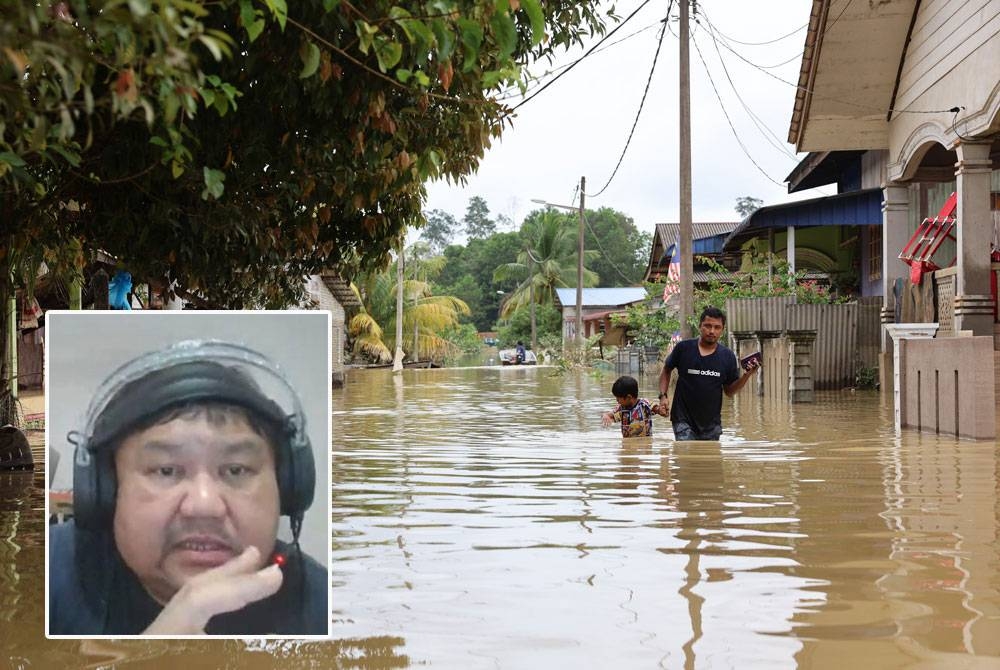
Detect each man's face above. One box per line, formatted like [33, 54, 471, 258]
[112, 409, 281, 604]
[699, 316, 725, 345]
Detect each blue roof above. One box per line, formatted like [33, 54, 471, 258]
[554, 287, 647, 308]
[723, 188, 883, 250]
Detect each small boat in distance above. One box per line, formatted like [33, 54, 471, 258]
[498, 348, 537, 366]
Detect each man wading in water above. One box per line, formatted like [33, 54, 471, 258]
[657, 306, 759, 441]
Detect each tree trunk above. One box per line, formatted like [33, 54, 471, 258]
[0, 256, 18, 428]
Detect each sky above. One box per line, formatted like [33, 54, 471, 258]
[423, 0, 830, 237]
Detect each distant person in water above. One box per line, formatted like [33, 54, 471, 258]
[515, 340, 526, 364]
[601, 375, 660, 437]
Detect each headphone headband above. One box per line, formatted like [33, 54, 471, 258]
[71, 339, 316, 529]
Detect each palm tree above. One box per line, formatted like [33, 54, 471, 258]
[493, 210, 598, 348]
[349, 255, 470, 364]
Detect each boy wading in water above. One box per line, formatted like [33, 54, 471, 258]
[601, 375, 661, 438]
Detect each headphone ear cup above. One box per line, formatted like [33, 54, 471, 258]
[277, 428, 316, 518]
[73, 446, 116, 530]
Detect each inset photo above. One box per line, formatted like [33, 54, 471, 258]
[45, 311, 331, 638]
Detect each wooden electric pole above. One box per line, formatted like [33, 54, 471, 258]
[679, 0, 694, 338]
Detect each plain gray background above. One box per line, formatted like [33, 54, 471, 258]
[46, 311, 331, 566]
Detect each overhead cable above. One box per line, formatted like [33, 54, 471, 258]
[512, 0, 655, 111]
[584, 9, 671, 199]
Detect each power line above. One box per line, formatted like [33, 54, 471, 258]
[512, 0, 655, 111]
[704, 19, 807, 46]
[585, 10, 671, 198]
[582, 212, 643, 285]
[698, 16, 799, 161]
[696, 4, 960, 116]
[497, 21, 663, 102]
[697, 17, 836, 197]
[688, 29, 786, 187]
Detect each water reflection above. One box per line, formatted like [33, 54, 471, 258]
[3, 367, 1000, 668]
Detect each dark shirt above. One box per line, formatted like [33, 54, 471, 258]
[49, 520, 328, 635]
[664, 338, 739, 434]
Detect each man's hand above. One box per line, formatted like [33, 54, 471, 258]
[654, 400, 669, 417]
[601, 412, 615, 428]
[143, 545, 282, 634]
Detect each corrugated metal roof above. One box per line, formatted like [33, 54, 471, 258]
[319, 271, 361, 308]
[554, 287, 647, 308]
[654, 222, 740, 242]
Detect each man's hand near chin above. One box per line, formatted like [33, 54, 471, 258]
[143, 545, 283, 635]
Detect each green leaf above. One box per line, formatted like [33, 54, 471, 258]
[0, 151, 26, 168]
[198, 35, 224, 61]
[264, 0, 288, 30]
[482, 69, 503, 88]
[414, 70, 430, 86]
[388, 7, 414, 41]
[373, 36, 403, 73]
[396, 68, 412, 83]
[520, 0, 545, 46]
[356, 21, 378, 55]
[49, 144, 81, 167]
[171, 161, 184, 179]
[246, 18, 265, 42]
[202, 167, 225, 200]
[430, 20, 455, 60]
[457, 18, 483, 72]
[489, 10, 517, 60]
[299, 40, 320, 78]
[128, 0, 152, 17]
[323, 0, 340, 10]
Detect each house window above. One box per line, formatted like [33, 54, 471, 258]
[868, 225, 882, 281]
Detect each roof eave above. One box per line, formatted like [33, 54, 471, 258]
[789, 0, 829, 149]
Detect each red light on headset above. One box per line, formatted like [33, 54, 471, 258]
[272, 553, 287, 568]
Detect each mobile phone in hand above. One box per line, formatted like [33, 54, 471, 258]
[740, 351, 762, 371]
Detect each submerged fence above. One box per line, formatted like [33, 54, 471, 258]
[725, 297, 881, 391]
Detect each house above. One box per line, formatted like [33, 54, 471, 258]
[788, 0, 1000, 438]
[644, 222, 741, 288]
[553, 287, 647, 347]
[304, 271, 361, 386]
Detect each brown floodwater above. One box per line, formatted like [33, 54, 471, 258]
[3, 365, 1000, 668]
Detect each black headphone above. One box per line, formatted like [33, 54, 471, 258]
[70, 341, 316, 532]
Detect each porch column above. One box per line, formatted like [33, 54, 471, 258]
[953, 141, 994, 336]
[880, 182, 910, 353]
[787, 329, 816, 403]
[786, 226, 795, 277]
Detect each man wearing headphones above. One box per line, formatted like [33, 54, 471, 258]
[48, 341, 329, 635]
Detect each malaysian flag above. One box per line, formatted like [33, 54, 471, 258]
[662, 242, 680, 301]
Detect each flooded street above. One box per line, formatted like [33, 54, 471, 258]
[4, 365, 1000, 668]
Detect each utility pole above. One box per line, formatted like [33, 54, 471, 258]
[392, 245, 405, 373]
[576, 175, 586, 349]
[679, 0, 694, 338]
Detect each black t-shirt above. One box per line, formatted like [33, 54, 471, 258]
[49, 521, 329, 635]
[664, 338, 739, 433]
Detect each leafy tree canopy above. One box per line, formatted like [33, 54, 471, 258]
[462, 195, 495, 240]
[735, 196, 763, 219]
[436, 230, 521, 330]
[1, 0, 613, 308]
[497, 301, 561, 348]
[580, 206, 650, 286]
[421, 208, 458, 253]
